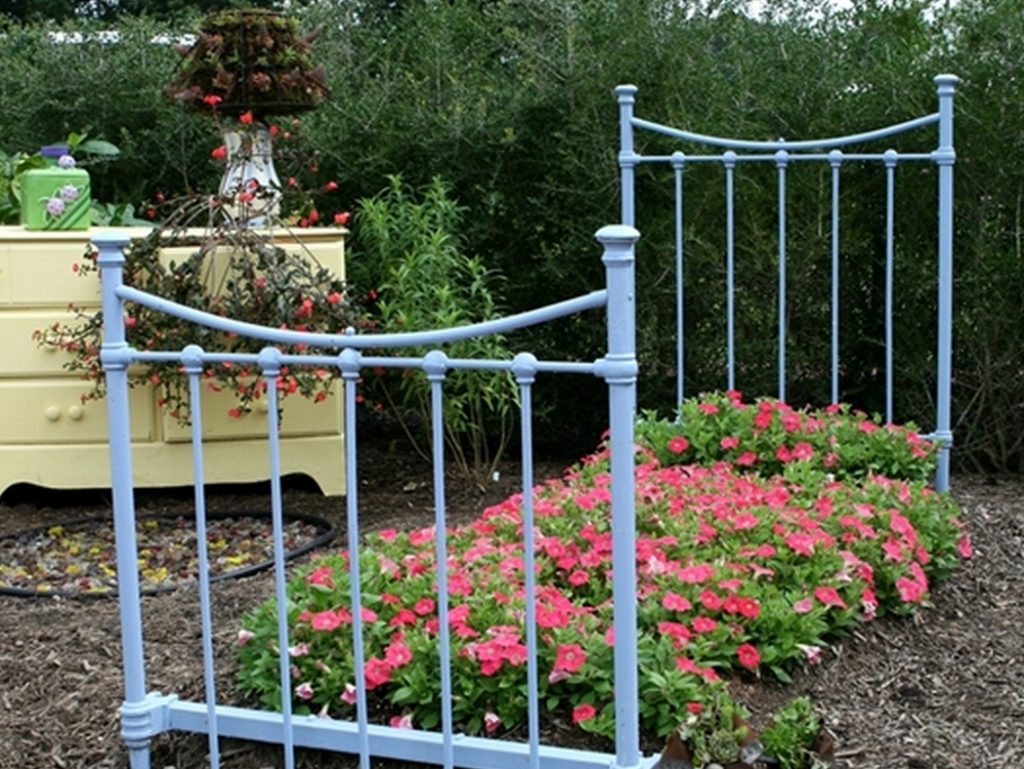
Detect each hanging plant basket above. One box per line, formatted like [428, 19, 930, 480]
[166, 9, 330, 120]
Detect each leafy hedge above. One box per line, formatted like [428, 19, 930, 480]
[2, 0, 1022, 470]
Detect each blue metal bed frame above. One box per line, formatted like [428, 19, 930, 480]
[98, 74, 955, 769]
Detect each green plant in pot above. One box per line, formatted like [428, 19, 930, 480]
[32, 13, 350, 428]
[166, 8, 328, 119]
[166, 8, 330, 222]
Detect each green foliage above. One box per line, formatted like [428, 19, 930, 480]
[3, 1, 1024, 468]
[0, 149, 44, 224]
[677, 687, 757, 767]
[354, 175, 517, 486]
[236, 400, 968, 740]
[760, 696, 824, 769]
[636, 390, 940, 484]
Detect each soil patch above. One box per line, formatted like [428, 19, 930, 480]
[0, 512, 335, 596]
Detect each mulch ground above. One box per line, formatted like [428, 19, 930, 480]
[0, 434, 1021, 769]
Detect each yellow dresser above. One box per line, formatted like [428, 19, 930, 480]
[0, 226, 347, 496]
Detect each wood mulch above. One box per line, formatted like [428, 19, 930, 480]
[0, 437, 1021, 769]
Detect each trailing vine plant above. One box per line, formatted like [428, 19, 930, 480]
[34, 195, 359, 424]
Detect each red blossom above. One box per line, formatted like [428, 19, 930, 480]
[307, 566, 335, 587]
[211, 145, 227, 160]
[668, 436, 689, 454]
[364, 657, 392, 689]
[662, 591, 692, 611]
[385, 642, 413, 667]
[572, 703, 597, 724]
[553, 643, 587, 674]
[691, 616, 717, 633]
[813, 585, 847, 608]
[311, 609, 343, 632]
[239, 111, 254, 124]
[736, 642, 761, 669]
[414, 598, 435, 616]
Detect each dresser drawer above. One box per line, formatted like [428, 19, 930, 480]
[0, 310, 88, 377]
[161, 380, 343, 442]
[0, 380, 153, 444]
[0, 239, 102, 308]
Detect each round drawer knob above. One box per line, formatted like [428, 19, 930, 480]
[257, 401, 270, 414]
[68, 405, 84, 421]
[45, 406, 61, 422]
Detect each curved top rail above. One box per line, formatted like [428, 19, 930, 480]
[115, 284, 607, 351]
[631, 112, 939, 153]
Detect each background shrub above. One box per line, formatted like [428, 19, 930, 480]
[2, 0, 1022, 470]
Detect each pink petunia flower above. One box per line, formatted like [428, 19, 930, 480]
[572, 703, 597, 724]
[414, 598, 436, 616]
[662, 592, 692, 612]
[553, 643, 587, 674]
[736, 451, 758, 466]
[385, 642, 413, 667]
[691, 616, 718, 634]
[797, 644, 823, 665]
[668, 436, 690, 454]
[485, 711, 501, 733]
[699, 589, 723, 611]
[793, 597, 814, 614]
[390, 712, 413, 729]
[364, 658, 393, 689]
[736, 643, 761, 670]
[957, 536, 973, 558]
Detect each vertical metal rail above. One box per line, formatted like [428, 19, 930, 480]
[338, 348, 372, 769]
[423, 351, 457, 769]
[829, 151, 842, 405]
[335, 352, 372, 769]
[934, 74, 958, 493]
[95, 232, 153, 769]
[884, 150, 898, 425]
[259, 347, 296, 769]
[672, 152, 686, 406]
[775, 150, 790, 402]
[183, 345, 221, 768]
[617, 85, 638, 228]
[513, 352, 543, 769]
[724, 151, 737, 391]
[596, 225, 640, 769]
